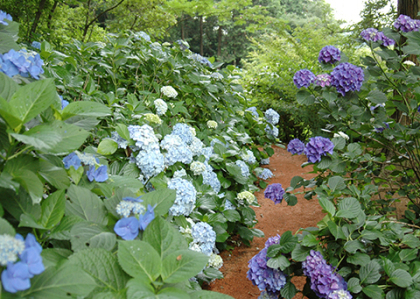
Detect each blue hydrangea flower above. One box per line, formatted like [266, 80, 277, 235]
[0, 10, 12, 25]
[265, 125, 279, 138]
[247, 247, 287, 293]
[265, 109, 279, 125]
[330, 63, 364, 96]
[128, 125, 159, 151]
[1, 261, 31, 293]
[191, 53, 213, 67]
[135, 149, 165, 178]
[161, 134, 193, 166]
[110, 131, 129, 149]
[260, 158, 270, 165]
[114, 217, 139, 240]
[0, 49, 44, 79]
[22, 234, 42, 255]
[136, 31, 151, 42]
[293, 69, 316, 89]
[224, 200, 236, 210]
[258, 169, 274, 180]
[176, 39, 190, 50]
[172, 123, 195, 145]
[20, 247, 44, 278]
[189, 137, 204, 156]
[116, 197, 145, 218]
[0, 235, 25, 266]
[191, 222, 216, 256]
[264, 183, 285, 204]
[173, 168, 187, 178]
[394, 14, 420, 32]
[138, 204, 155, 231]
[202, 168, 221, 193]
[241, 150, 257, 164]
[168, 178, 197, 216]
[304, 136, 334, 163]
[246, 106, 259, 118]
[287, 138, 305, 155]
[201, 146, 213, 162]
[235, 160, 250, 177]
[76, 152, 98, 166]
[31, 41, 41, 50]
[86, 165, 108, 182]
[154, 98, 167, 115]
[60, 97, 69, 110]
[318, 46, 341, 64]
[62, 152, 82, 170]
[315, 74, 332, 87]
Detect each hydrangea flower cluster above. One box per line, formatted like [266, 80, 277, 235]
[247, 240, 287, 296]
[190, 222, 216, 256]
[258, 169, 274, 180]
[211, 72, 224, 80]
[0, 49, 44, 79]
[172, 123, 195, 144]
[287, 138, 305, 155]
[128, 124, 159, 150]
[318, 46, 341, 64]
[176, 39, 190, 50]
[224, 200, 236, 210]
[235, 160, 250, 177]
[60, 95, 69, 110]
[110, 131, 129, 149]
[304, 136, 334, 163]
[208, 253, 223, 269]
[144, 113, 162, 125]
[168, 178, 197, 216]
[302, 250, 350, 298]
[31, 41, 41, 50]
[360, 28, 395, 46]
[114, 200, 155, 240]
[265, 125, 279, 138]
[241, 150, 257, 164]
[315, 74, 332, 87]
[330, 63, 364, 96]
[293, 69, 316, 89]
[265, 108, 279, 125]
[190, 161, 206, 175]
[62, 152, 108, 182]
[189, 137, 204, 156]
[154, 98, 168, 115]
[238, 191, 255, 205]
[135, 31, 151, 42]
[394, 14, 420, 32]
[191, 53, 213, 67]
[160, 134, 193, 166]
[161, 86, 178, 98]
[260, 158, 270, 165]
[207, 120, 218, 129]
[246, 106, 259, 118]
[0, 10, 12, 25]
[1, 233, 45, 293]
[264, 183, 285, 205]
[202, 162, 221, 193]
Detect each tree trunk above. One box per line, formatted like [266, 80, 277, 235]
[217, 25, 222, 57]
[29, 0, 48, 41]
[398, 0, 420, 17]
[47, 0, 58, 29]
[200, 16, 203, 56]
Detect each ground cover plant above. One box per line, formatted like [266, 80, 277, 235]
[247, 14, 420, 299]
[0, 11, 280, 297]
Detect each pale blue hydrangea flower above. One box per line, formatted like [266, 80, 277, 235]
[258, 169, 274, 180]
[190, 161, 206, 175]
[246, 107, 259, 118]
[0, 234, 25, 266]
[0, 10, 12, 25]
[260, 158, 270, 165]
[202, 161, 221, 193]
[154, 98, 168, 115]
[173, 168, 187, 178]
[76, 152, 98, 166]
[115, 198, 146, 218]
[224, 200, 236, 210]
[128, 124, 159, 151]
[110, 131, 129, 149]
[168, 178, 197, 216]
[189, 137, 204, 156]
[161, 134, 193, 166]
[136, 31, 151, 42]
[211, 72, 224, 80]
[201, 146, 213, 162]
[265, 125, 279, 138]
[241, 150, 257, 164]
[191, 222, 216, 256]
[135, 149, 165, 178]
[172, 123, 194, 145]
[265, 108, 279, 125]
[235, 160, 250, 177]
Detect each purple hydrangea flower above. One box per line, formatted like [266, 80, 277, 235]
[265, 234, 281, 247]
[287, 138, 305, 155]
[86, 165, 108, 182]
[138, 204, 155, 230]
[318, 46, 341, 64]
[360, 29, 395, 46]
[258, 290, 279, 299]
[315, 74, 332, 87]
[378, 32, 395, 47]
[247, 247, 287, 293]
[1, 262, 31, 293]
[374, 122, 390, 133]
[293, 69, 316, 89]
[304, 136, 334, 163]
[114, 217, 139, 240]
[394, 14, 420, 32]
[330, 63, 364, 96]
[264, 183, 285, 204]
[328, 290, 352, 299]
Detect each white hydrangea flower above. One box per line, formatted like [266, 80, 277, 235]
[144, 113, 162, 125]
[237, 110, 244, 116]
[208, 253, 223, 269]
[190, 161, 206, 176]
[0, 234, 25, 266]
[189, 127, 196, 136]
[154, 98, 168, 115]
[207, 120, 218, 129]
[211, 72, 224, 80]
[162, 42, 171, 47]
[237, 191, 256, 205]
[333, 131, 349, 140]
[161, 86, 178, 98]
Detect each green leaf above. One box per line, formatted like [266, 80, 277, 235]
[405, 289, 420, 299]
[118, 240, 162, 282]
[12, 169, 44, 204]
[0, 95, 22, 129]
[367, 90, 387, 104]
[296, 90, 315, 105]
[62, 101, 111, 120]
[38, 159, 70, 189]
[362, 285, 384, 299]
[189, 290, 234, 298]
[289, 176, 303, 188]
[161, 249, 209, 284]
[347, 252, 370, 266]
[126, 279, 155, 298]
[347, 277, 362, 293]
[302, 234, 319, 247]
[141, 188, 176, 217]
[223, 209, 241, 222]
[97, 139, 118, 155]
[11, 124, 61, 151]
[266, 255, 290, 271]
[360, 260, 381, 284]
[0, 218, 15, 235]
[18, 263, 97, 298]
[19, 213, 45, 229]
[49, 215, 84, 240]
[65, 185, 107, 225]
[344, 240, 365, 254]
[115, 124, 130, 141]
[143, 217, 188, 259]
[402, 234, 420, 249]
[389, 269, 413, 288]
[40, 190, 65, 229]
[318, 197, 336, 216]
[291, 244, 311, 261]
[399, 249, 418, 262]
[322, 91, 337, 103]
[70, 222, 116, 252]
[328, 176, 346, 191]
[68, 248, 129, 293]
[336, 197, 362, 219]
[41, 248, 72, 269]
[280, 281, 297, 299]
[327, 221, 346, 240]
[277, 231, 298, 254]
[0, 72, 19, 101]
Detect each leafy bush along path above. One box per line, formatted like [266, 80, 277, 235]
[208, 146, 324, 298]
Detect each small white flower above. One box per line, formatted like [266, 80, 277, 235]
[207, 120, 218, 129]
[237, 191, 255, 205]
[403, 60, 416, 66]
[190, 161, 206, 176]
[333, 131, 349, 140]
[208, 253, 223, 269]
[161, 86, 178, 98]
[154, 98, 168, 115]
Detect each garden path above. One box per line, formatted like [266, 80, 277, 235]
[207, 146, 325, 298]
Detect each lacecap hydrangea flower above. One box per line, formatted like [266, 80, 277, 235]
[287, 138, 305, 155]
[304, 136, 334, 163]
[264, 183, 285, 205]
[161, 86, 178, 98]
[265, 108, 279, 125]
[62, 152, 108, 182]
[168, 177, 197, 216]
[190, 222, 216, 256]
[207, 120, 218, 129]
[360, 28, 395, 46]
[0, 49, 44, 79]
[0, 235, 25, 266]
[394, 14, 420, 32]
[293, 69, 316, 89]
[318, 46, 341, 64]
[0, 10, 12, 25]
[258, 169, 274, 180]
[315, 74, 332, 87]
[330, 62, 364, 96]
[154, 98, 168, 115]
[238, 191, 256, 205]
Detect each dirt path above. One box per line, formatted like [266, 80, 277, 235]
[208, 146, 325, 298]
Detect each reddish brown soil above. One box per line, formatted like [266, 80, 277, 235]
[207, 146, 325, 298]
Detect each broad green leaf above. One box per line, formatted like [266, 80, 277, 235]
[336, 197, 362, 219]
[65, 185, 107, 225]
[97, 139, 118, 155]
[405, 289, 420, 299]
[118, 240, 162, 282]
[49, 215, 85, 240]
[68, 248, 129, 293]
[347, 277, 362, 294]
[0, 72, 19, 101]
[143, 216, 188, 259]
[11, 124, 61, 151]
[0, 95, 22, 129]
[367, 90, 387, 104]
[161, 249, 209, 284]
[189, 290, 234, 298]
[70, 222, 116, 252]
[223, 209, 241, 222]
[62, 101, 111, 120]
[0, 187, 41, 221]
[40, 190, 65, 229]
[0, 218, 15, 235]
[115, 123, 130, 141]
[328, 176, 346, 191]
[344, 240, 365, 254]
[19, 213, 45, 229]
[302, 234, 319, 247]
[126, 279, 155, 298]
[362, 285, 384, 299]
[266, 255, 290, 271]
[38, 159, 70, 189]
[347, 252, 370, 266]
[18, 263, 97, 298]
[402, 234, 420, 249]
[41, 248, 73, 269]
[389, 269, 413, 288]
[12, 169, 44, 204]
[296, 90, 315, 105]
[399, 249, 418, 262]
[327, 221, 346, 240]
[141, 188, 176, 217]
[360, 260, 381, 284]
[291, 244, 311, 261]
[318, 197, 336, 216]
[280, 281, 297, 299]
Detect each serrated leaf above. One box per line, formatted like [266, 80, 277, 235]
[363, 285, 384, 299]
[336, 197, 362, 219]
[62, 101, 111, 120]
[266, 255, 290, 271]
[402, 234, 420, 249]
[390, 269, 413, 288]
[296, 90, 315, 105]
[70, 222, 116, 252]
[302, 234, 319, 247]
[328, 176, 346, 191]
[318, 197, 336, 216]
[280, 281, 297, 299]
[291, 244, 311, 261]
[347, 277, 362, 293]
[399, 249, 418, 262]
[347, 252, 370, 266]
[0, 218, 15, 235]
[344, 240, 365, 254]
[360, 260, 381, 284]
[40, 190, 65, 229]
[0, 72, 19, 101]
[141, 188, 176, 217]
